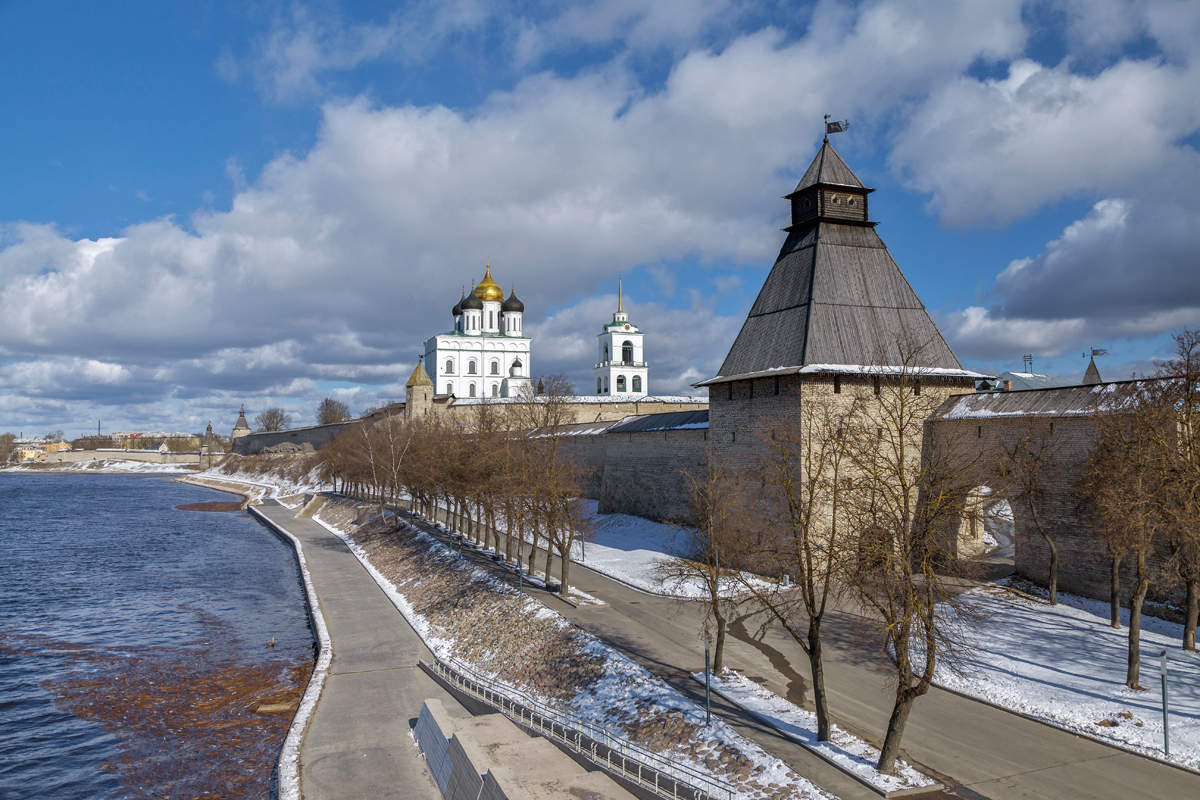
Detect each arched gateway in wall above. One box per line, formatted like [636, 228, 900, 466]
[920, 379, 1185, 605]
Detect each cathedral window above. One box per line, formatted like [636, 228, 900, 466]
[490, 360, 500, 375]
[622, 341, 633, 364]
[469, 383, 477, 397]
[632, 376, 641, 392]
[468, 360, 477, 375]
[597, 378, 602, 393]
[604, 345, 609, 361]
[445, 359, 454, 374]
[447, 382, 454, 395]
[492, 384, 499, 397]
[616, 375, 626, 392]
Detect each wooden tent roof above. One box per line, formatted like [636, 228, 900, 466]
[700, 142, 967, 386]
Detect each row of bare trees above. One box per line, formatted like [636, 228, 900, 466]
[1079, 331, 1200, 691]
[664, 361, 972, 774]
[315, 378, 591, 598]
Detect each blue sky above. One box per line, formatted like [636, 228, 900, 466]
[2, 0, 1198, 436]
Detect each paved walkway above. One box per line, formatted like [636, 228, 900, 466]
[414, 513, 1200, 800]
[254, 500, 456, 800]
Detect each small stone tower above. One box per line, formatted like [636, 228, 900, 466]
[405, 358, 434, 422]
[201, 422, 216, 467]
[231, 406, 251, 440]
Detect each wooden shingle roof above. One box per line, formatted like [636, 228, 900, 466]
[700, 144, 967, 385]
[789, 140, 866, 194]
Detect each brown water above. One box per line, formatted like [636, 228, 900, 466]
[0, 473, 314, 799]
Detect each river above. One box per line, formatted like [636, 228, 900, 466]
[0, 472, 314, 799]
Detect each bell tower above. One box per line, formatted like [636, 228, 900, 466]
[594, 278, 648, 397]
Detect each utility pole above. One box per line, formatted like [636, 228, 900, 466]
[1161, 650, 1170, 756]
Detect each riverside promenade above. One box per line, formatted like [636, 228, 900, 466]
[253, 500, 454, 800]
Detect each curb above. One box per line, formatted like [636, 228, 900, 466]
[248, 503, 334, 800]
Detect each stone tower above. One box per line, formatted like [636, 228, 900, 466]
[405, 358, 434, 422]
[697, 137, 982, 466]
[231, 405, 251, 441]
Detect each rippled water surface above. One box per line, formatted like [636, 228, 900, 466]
[0, 473, 314, 799]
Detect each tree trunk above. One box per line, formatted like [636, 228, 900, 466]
[1185, 579, 1198, 651]
[559, 548, 571, 598]
[712, 610, 727, 674]
[876, 690, 916, 775]
[1126, 551, 1150, 689]
[1110, 555, 1122, 629]
[807, 619, 830, 741]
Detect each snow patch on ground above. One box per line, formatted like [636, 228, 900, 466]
[247, 507, 332, 800]
[699, 670, 934, 793]
[3, 459, 198, 473]
[924, 581, 1200, 771]
[312, 504, 833, 799]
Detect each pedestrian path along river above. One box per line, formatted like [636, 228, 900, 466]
[252, 500, 452, 800]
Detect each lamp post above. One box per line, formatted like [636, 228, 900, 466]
[1161, 649, 1170, 756]
[704, 627, 712, 726]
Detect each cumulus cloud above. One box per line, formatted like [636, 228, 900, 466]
[6, 0, 1198, 431]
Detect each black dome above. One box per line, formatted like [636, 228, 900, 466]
[452, 298, 463, 316]
[501, 291, 524, 313]
[461, 293, 483, 311]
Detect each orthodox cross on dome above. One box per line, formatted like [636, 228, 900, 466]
[618, 275, 623, 313]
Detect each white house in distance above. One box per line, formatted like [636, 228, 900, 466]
[424, 265, 532, 398]
[594, 279, 648, 397]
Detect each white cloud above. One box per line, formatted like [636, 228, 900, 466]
[891, 54, 1200, 225]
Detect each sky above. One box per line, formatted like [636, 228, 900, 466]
[1, 0, 1198, 437]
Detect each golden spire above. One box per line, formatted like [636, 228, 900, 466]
[618, 276, 623, 313]
[473, 263, 503, 301]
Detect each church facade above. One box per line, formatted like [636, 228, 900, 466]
[423, 265, 532, 399]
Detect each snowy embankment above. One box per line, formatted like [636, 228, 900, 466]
[3, 458, 198, 473]
[697, 670, 934, 795]
[923, 580, 1200, 771]
[189, 462, 331, 504]
[312, 497, 834, 800]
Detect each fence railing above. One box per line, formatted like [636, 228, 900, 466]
[423, 655, 735, 800]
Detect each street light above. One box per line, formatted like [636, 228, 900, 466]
[1161, 649, 1170, 757]
[704, 627, 712, 726]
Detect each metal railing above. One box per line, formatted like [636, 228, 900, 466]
[424, 655, 735, 800]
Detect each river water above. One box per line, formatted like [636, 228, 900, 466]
[0, 473, 314, 799]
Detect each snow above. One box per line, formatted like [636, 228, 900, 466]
[699, 670, 935, 793]
[700, 364, 991, 384]
[2, 458, 198, 473]
[311, 506, 835, 799]
[451, 394, 705, 405]
[191, 464, 329, 500]
[921, 581, 1200, 771]
[248, 507, 332, 800]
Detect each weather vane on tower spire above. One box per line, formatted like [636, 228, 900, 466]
[823, 113, 849, 142]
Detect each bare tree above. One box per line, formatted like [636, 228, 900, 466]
[316, 397, 351, 425]
[1002, 421, 1062, 603]
[731, 391, 861, 741]
[842, 359, 975, 774]
[655, 463, 744, 673]
[0, 433, 15, 464]
[255, 407, 291, 432]
[1157, 329, 1200, 650]
[1083, 412, 1166, 689]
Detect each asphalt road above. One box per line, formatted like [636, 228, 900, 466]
[418, 514, 1199, 800]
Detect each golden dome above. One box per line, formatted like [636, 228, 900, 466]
[473, 264, 504, 302]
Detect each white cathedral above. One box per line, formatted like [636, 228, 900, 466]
[424, 267, 649, 399]
[424, 265, 532, 399]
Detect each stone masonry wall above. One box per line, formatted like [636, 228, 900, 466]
[926, 413, 1185, 606]
[596, 428, 708, 522]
